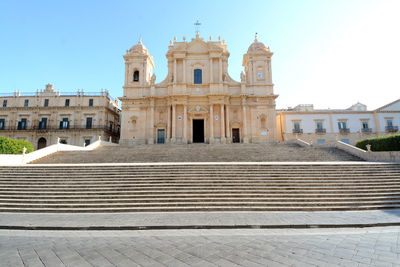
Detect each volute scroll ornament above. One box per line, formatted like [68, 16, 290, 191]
[150, 73, 156, 85]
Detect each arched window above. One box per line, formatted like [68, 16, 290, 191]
[194, 69, 202, 84]
[133, 70, 139, 82]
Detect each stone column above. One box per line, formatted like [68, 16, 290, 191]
[125, 63, 128, 84]
[209, 104, 214, 143]
[183, 59, 186, 84]
[173, 59, 177, 83]
[148, 99, 155, 144]
[171, 104, 176, 142]
[242, 98, 249, 143]
[166, 104, 171, 142]
[219, 58, 223, 82]
[183, 104, 188, 143]
[220, 104, 226, 143]
[225, 104, 231, 142]
[209, 58, 213, 83]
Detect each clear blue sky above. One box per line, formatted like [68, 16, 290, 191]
[0, 0, 399, 109]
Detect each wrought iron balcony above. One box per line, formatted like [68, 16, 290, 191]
[0, 125, 119, 134]
[339, 128, 350, 134]
[361, 128, 372, 133]
[292, 129, 303, 134]
[315, 128, 326, 134]
[386, 126, 399, 132]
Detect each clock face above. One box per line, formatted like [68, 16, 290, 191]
[257, 72, 263, 78]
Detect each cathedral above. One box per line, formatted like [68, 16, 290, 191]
[119, 33, 278, 145]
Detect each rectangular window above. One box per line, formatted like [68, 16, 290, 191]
[84, 139, 91, 146]
[86, 117, 92, 129]
[39, 118, 47, 130]
[362, 121, 369, 129]
[316, 122, 323, 130]
[0, 119, 4, 130]
[194, 69, 202, 84]
[2, 100, 7, 107]
[317, 139, 325, 143]
[341, 139, 350, 144]
[65, 99, 70, 107]
[89, 99, 93, 106]
[294, 122, 300, 131]
[44, 99, 49, 107]
[60, 118, 69, 129]
[387, 119, 393, 127]
[338, 121, 347, 129]
[24, 99, 29, 107]
[18, 118, 27, 130]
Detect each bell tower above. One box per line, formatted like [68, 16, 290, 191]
[242, 34, 273, 87]
[123, 38, 154, 89]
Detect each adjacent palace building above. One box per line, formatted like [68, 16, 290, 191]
[0, 84, 120, 149]
[0, 33, 399, 149]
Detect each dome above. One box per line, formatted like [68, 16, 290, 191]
[128, 38, 149, 55]
[247, 35, 269, 53]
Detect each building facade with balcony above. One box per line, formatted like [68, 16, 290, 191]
[0, 84, 120, 149]
[119, 34, 278, 145]
[276, 100, 400, 145]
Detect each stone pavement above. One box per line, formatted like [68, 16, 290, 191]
[1, 227, 400, 266]
[1, 210, 400, 230]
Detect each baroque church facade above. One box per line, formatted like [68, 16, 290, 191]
[119, 33, 277, 145]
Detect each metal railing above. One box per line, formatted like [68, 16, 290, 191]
[361, 128, 372, 133]
[339, 128, 350, 133]
[386, 126, 399, 132]
[292, 129, 303, 134]
[315, 128, 326, 133]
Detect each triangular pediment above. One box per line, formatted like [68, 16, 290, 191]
[186, 39, 209, 53]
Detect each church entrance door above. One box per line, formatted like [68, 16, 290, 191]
[157, 129, 165, 144]
[232, 128, 240, 143]
[192, 119, 204, 143]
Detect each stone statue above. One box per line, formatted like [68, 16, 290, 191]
[240, 71, 246, 82]
[150, 73, 156, 85]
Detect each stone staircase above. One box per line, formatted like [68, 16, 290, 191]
[1, 163, 400, 212]
[33, 143, 362, 163]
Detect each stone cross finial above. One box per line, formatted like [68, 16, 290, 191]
[194, 20, 201, 35]
[22, 147, 26, 155]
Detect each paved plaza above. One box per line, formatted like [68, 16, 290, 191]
[1, 227, 400, 267]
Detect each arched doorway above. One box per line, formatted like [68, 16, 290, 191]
[37, 137, 47, 149]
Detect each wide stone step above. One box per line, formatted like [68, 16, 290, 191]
[1, 193, 400, 199]
[2, 199, 400, 207]
[3, 205, 400, 212]
[2, 182, 400, 188]
[3, 172, 400, 178]
[1, 163, 399, 212]
[1, 196, 400, 204]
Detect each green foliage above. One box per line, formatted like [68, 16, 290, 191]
[0, 136, 34, 154]
[356, 134, 400, 152]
